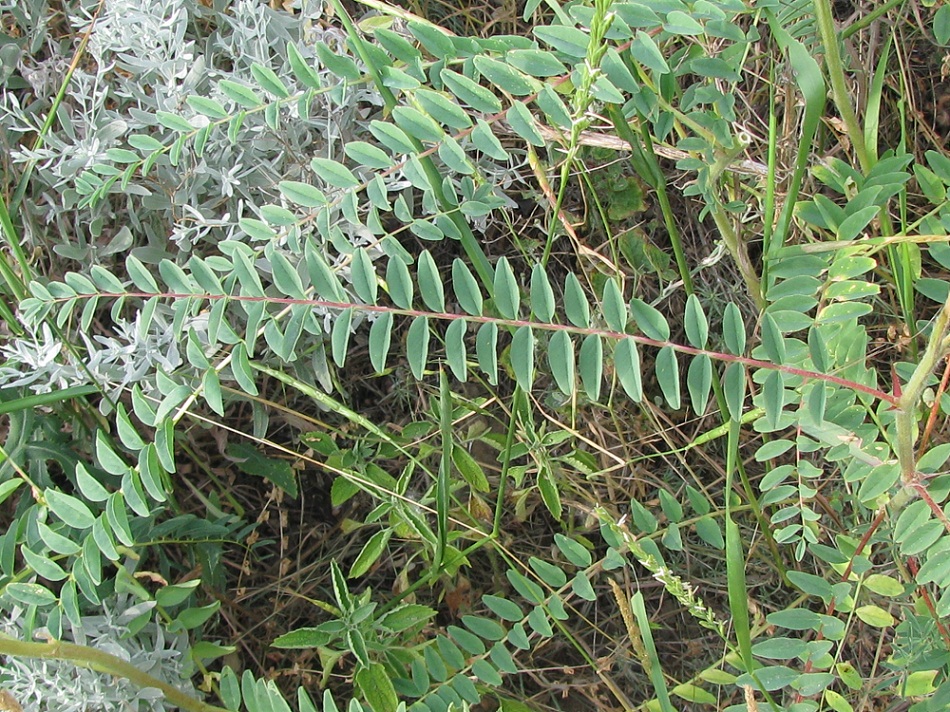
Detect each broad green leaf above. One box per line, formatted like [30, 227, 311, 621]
[602, 278, 627, 332]
[836, 206, 878, 242]
[472, 119, 509, 160]
[407, 21, 455, 58]
[629, 298, 669, 341]
[6, 582, 57, 607]
[631, 31, 670, 74]
[614, 337, 642, 401]
[186, 95, 229, 120]
[511, 326, 535, 390]
[392, 105, 445, 143]
[126, 254, 159, 292]
[548, 330, 575, 396]
[505, 49, 568, 77]
[127, 134, 164, 152]
[369, 312, 393, 373]
[854, 605, 894, 628]
[530, 264, 555, 322]
[723, 303, 746, 354]
[231, 343, 259, 396]
[723, 362, 746, 421]
[368, 120, 416, 154]
[808, 327, 829, 372]
[448, 625, 486, 656]
[271, 627, 332, 649]
[687, 354, 712, 415]
[270, 249, 305, 299]
[239, 218, 276, 241]
[349, 529, 392, 578]
[671, 683, 716, 705]
[229, 443, 298, 497]
[378, 604, 437, 634]
[656, 346, 680, 409]
[0, 480, 23, 508]
[476, 322, 499, 384]
[483, 594, 523, 621]
[529, 556, 567, 587]
[287, 42, 322, 89]
[761, 313, 787, 364]
[535, 84, 572, 128]
[155, 110, 194, 132]
[554, 533, 592, 567]
[21, 547, 67, 582]
[314, 41, 361, 81]
[105, 149, 139, 165]
[45, 489, 95, 530]
[473, 56, 539, 96]
[664, 10, 704, 35]
[250, 62, 290, 98]
[463, 614, 506, 641]
[445, 319, 468, 381]
[343, 141, 392, 170]
[385, 255, 413, 309]
[440, 69, 502, 114]
[310, 157, 360, 189]
[76, 463, 109, 502]
[506, 569, 545, 604]
[332, 308, 353, 367]
[538, 467, 562, 519]
[684, 294, 708, 347]
[564, 272, 590, 327]
[438, 136, 474, 174]
[533, 25, 590, 57]
[406, 316, 430, 380]
[453, 447, 489, 492]
[279, 180, 326, 208]
[453, 259, 483, 315]
[506, 102, 545, 146]
[351, 248, 378, 304]
[417, 251, 445, 311]
[415, 88, 471, 129]
[494, 257, 520, 319]
[862, 574, 903, 597]
[579, 334, 603, 401]
[763, 370, 785, 430]
[355, 663, 399, 712]
[305, 242, 345, 301]
[572, 571, 596, 600]
[219, 79, 263, 108]
[95, 429, 128, 476]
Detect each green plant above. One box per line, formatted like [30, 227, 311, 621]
[5, 0, 950, 711]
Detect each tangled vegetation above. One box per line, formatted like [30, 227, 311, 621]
[3, 0, 950, 710]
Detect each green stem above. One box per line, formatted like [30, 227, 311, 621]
[896, 294, 950, 485]
[0, 633, 228, 712]
[813, 0, 870, 173]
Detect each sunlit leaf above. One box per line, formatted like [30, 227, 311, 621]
[723, 303, 746, 355]
[629, 298, 669, 341]
[494, 257, 520, 319]
[418, 251, 445, 311]
[446, 319, 468, 381]
[656, 346, 680, 409]
[511, 326, 535, 390]
[579, 334, 602, 401]
[369, 312, 393, 373]
[548, 330, 575, 396]
[614, 337, 642, 401]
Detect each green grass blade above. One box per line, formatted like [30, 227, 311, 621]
[436, 370, 452, 572]
[725, 421, 753, 671]
[630, 591, 675, 712]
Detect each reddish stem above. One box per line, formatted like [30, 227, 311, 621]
[67, 290, 900, 407]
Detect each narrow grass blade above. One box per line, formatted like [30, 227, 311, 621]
[630, 591, 675, 712]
